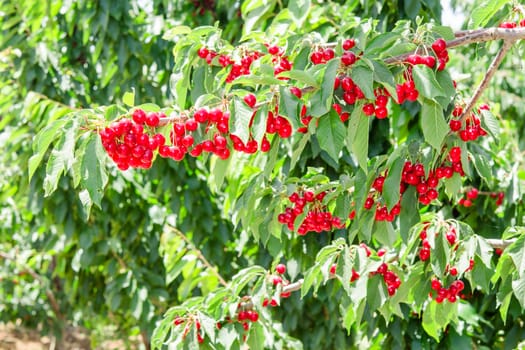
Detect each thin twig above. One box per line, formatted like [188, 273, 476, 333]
[459, 39, 514, 121]
[0, 252, 64, 321]
[165, 225, 228, 287]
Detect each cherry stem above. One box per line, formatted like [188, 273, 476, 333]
[165, 225, 229, 287]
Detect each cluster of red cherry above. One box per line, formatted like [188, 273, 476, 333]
[173, 316, 206, 344]
[458, 188, 505, 208]
[449, 105, 489, 141]
[263, 264, 292, 307]
[430, 278, 465, 303]
[499, 19, 525, 28]
[277, 190, 345, 235]
[99, 110, 165, 170]
[372, 262, 402, 296]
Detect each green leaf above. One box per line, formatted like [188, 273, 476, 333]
[231, 96, 255, 145]
[78, 135, 109, 214]
[365, 32, 400, 54]
[28, 118, 69, 182]
[277, 69, 319, 88]
[383, 156, 404, 210]
[350, 63, 375, 99]
[422, 300, 457, 341]
[421, 99, 448, 150]
[123, 90, 135, 107]
[316, 110, 345, 162]
[246, 322, 265, 350]
[279, 86, 300, 129]
[232, 74, 284, 86]
[507, 235, 525, 279]
[480, 109, 500, 141]
[162, 25, 192, 40]
[288, 0, 311, 28]
[230, 266, 266, 296]
[309, 59, 339, 117]
[512, 273, 525, 309]
[471, 151, 492, 184]
[43, 119, 78, 196]
[412, 65, 444, 99]
[470, 0, 509, 28]
[347, 108, 369, 172]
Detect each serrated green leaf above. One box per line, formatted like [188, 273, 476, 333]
[480, 109, 500, 141]
[246, 322, 265, 350]
[288, 0, 310, 27]
[470, 0, 509, 28]
[350, 63, 375, 99]
[28, 118, 69, 182]
[43, 119, 78, 196]
[79, 135, 109, 215]
[365, 32, 400, 54]
[512, 273, 525, 309]
[279, 86, 300, 129]
[162, 25, 192, 40]
[320, 58, 339, 111]
[412, 65, 444, 99]
[232, 74, 284, 86]
[277, 69, 319, 88]
[421, 99, 448, 150]
[383, 156, 404, 210]
[231, 96, 254, 144]
[317, 110, 345, 162]
[348, 108, 369, 172]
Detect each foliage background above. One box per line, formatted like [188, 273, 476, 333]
[1, 0, 524, 349]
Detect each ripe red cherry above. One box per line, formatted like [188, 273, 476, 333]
[197, 47, 209, 59]
[244, 94, 257, 108]
[268, 45, 280, 55]
[449, 267, 458, 276]
[341, 51, 356, 66]
[342, 38, 356, 50]
[323, 48, 335, 61]
[467, 188, 479, 199]
[260, 136, 271, 152]
[431, 278, 441, 291]
[275, 264, 286, 274]
[132, 109, 146, 124]
[431, 38, 447, 53]
[145, 112, 160, 127]
[362, 103, 375, 116]
[290, 86, 302, 98]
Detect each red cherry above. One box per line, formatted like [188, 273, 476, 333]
[431, 278, 441, 291]
[268, 45, 280, 55]
[145, 112, 160, 127]
[198, 47, 209, 59]
[244, 94, 257, 108]
[342, 39, 356, 50]
[449, 267, 458, 276]
[467, 188, 479, 199]
[132, 109, 146, 124]
[432, 38, 447, 53]
[275, 264, 286, 274]
[341, 51, 356, 66]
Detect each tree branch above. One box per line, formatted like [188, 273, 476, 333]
[459, 39, 514, 121]
[164, 225, 228, 287]
[0, 252, 64, 321]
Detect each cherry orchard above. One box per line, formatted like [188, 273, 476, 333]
[30, 9, 525, 348]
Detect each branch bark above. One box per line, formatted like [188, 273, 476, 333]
[459, 39, 514, 121]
